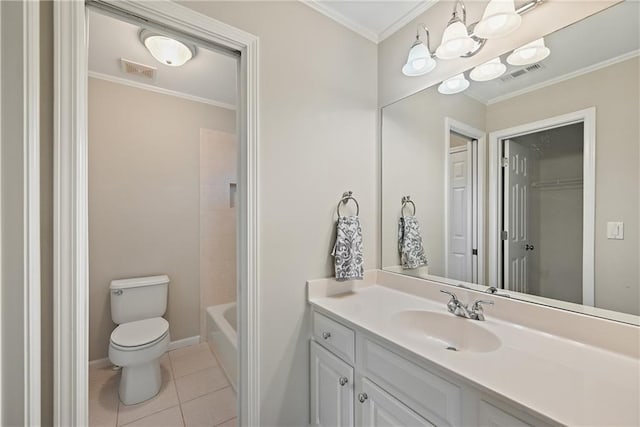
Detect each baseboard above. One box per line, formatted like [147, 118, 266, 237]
[168, 335, 201, 351]
[89, 335, 201, 367]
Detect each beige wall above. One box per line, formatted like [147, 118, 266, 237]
[88, 78, 236, 360]
[486, 57, 640, 315]
[180, 2, 379, 425]
[382, 87, 485, 275]
[199, 129, 237, 337]
[378, 1, 619, 107]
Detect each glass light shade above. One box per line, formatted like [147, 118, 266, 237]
[438, 74, 470, 95]
[507, 38, 550, 66]
[435, 20, 476, 59]
[470, 57, 507, 81]
[402, 42, 436, 76]
[143, 35, 194, 67]
[474, 0, 521, 39]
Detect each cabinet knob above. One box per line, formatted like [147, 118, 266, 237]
[358, 393, 368, 403]
[322, 332, 331, 340]
[339, 377, 348, 386]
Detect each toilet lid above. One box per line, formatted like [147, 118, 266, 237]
[110, 317, 169, 348]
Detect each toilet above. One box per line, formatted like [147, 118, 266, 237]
[108, 275, 171, 405]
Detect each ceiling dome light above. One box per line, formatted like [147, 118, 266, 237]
[140, 30, 196, 67]
[507, 38, 550, 66]
[474, 0, 522, 39]
[402, 41, 436, 76]
[436, 19, 476, 59]
[438, 74, 470, 95]
[470, 57, 507, 81]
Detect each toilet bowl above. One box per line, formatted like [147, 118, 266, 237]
[109, 317, 170, 405]
[108, 275, 171, 405]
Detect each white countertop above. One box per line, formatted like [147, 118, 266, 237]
[308, 275, 640, 426]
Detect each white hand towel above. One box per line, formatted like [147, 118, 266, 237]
[332, 216, 364, 281]
[398, 215, 428, 269]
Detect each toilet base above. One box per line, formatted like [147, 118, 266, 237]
[119, 359, 162, 405]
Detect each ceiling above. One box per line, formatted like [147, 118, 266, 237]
[305, 0, 438, 43]
[88, 9, 238, 109]
[463, 1, 639, 104]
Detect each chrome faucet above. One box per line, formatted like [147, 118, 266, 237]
[440, 290, 494, 321]
[485, 286, 511, 298]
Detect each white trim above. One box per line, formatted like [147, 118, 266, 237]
[378, 1, 439, 42]
[302, 1, 378, 43]
[24, 1, 41, 424]
[89, 335, 202, 369]
[54, 2, 260, 426]
[88, 70, 237, 110]
[486, 50, 640, 106]
[444, 118, 486, 285]
[167, 335, 201, 351]
[488, 108, 596, 305]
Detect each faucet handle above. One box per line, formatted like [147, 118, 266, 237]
[440, 289, 459, 302]
[471, 299, 494, 311]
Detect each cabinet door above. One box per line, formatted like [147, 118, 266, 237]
[358, 378, 434, 427]
[310, 341, 354, 427]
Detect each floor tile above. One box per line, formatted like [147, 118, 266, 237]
[89, 365, 119, 401]
[181, 387, 236, 427]
[117, 379, 179, 426]
[175, 366, 229, 403]
[171, 347, 217, 378]
[120, 405, 184, 427]
[89, 394, 119, 427]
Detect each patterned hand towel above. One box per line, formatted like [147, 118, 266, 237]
[398, 216, 428, 269]
[331, 216, 364, 281]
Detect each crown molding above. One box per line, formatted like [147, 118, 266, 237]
[302, 0, 379, 43]
[378, 0, 439, 42]
[88, 70, 236, 110]
[486, 49, 640, 105]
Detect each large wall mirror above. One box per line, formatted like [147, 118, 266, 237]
[381, 1, 639, 324]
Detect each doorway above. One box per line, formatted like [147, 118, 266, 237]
[489, 109, 595, 306]
[53, 2, 259, 425]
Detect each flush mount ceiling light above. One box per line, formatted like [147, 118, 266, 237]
[436, 1, 477, 60]
[474, 0, 522, 39]
[140, 30, 196, 67]
[507, 37, 550, 66]
[402, 24, 437, 76]
[470, 57, 507, 81]
[438, 73, 470, 95]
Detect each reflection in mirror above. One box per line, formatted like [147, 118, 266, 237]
[381, 1, 639, 324]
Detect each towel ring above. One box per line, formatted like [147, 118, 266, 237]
[401, 195, 416, 216]
[337, 191, 360, 217]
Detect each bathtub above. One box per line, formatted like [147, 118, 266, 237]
[206, 302, 238, 391]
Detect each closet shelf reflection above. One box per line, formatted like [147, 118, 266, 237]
[531, 177, 583, 190]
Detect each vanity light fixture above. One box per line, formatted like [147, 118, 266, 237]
[438, 73, 470, 95]
[402, 24, 437, 76]
[435, 1, 477, 60]
[474, 0, 522, 39]
[140, 30, 196, 67]
[506, 37, 550, 66]
[470, 57, 507, 81]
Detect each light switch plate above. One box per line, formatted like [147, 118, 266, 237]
[607, 222, 624, 240]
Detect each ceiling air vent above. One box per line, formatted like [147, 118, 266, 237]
[499, 62, 546, 83]
[120, 58, 157, 80]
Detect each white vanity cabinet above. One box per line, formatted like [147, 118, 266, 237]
[310, 309, 554, 427]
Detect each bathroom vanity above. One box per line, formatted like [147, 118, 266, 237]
[307, 271, 640, 426]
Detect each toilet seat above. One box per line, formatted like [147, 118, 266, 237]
[110, 317, 169, 350]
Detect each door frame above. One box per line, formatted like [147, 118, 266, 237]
[53, 1, 260, 425]
[444, 118, 486, 284]
[488, 108, 595, 305]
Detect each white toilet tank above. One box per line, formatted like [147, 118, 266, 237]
[110, 275, 169, 324]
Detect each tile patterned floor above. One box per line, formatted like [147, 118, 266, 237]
[89, 343, 236, 427]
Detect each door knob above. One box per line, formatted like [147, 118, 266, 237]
[525, 244, 535, 251]
[339, 377, 348, 386]
[358, 393, 368, 403]
[321, 332, 331, 340]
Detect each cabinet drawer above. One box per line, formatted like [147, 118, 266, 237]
[313, 311, 355, 364]
[360, 338, 462, 426]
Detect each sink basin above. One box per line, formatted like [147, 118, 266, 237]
[389, 310, 502, 353]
